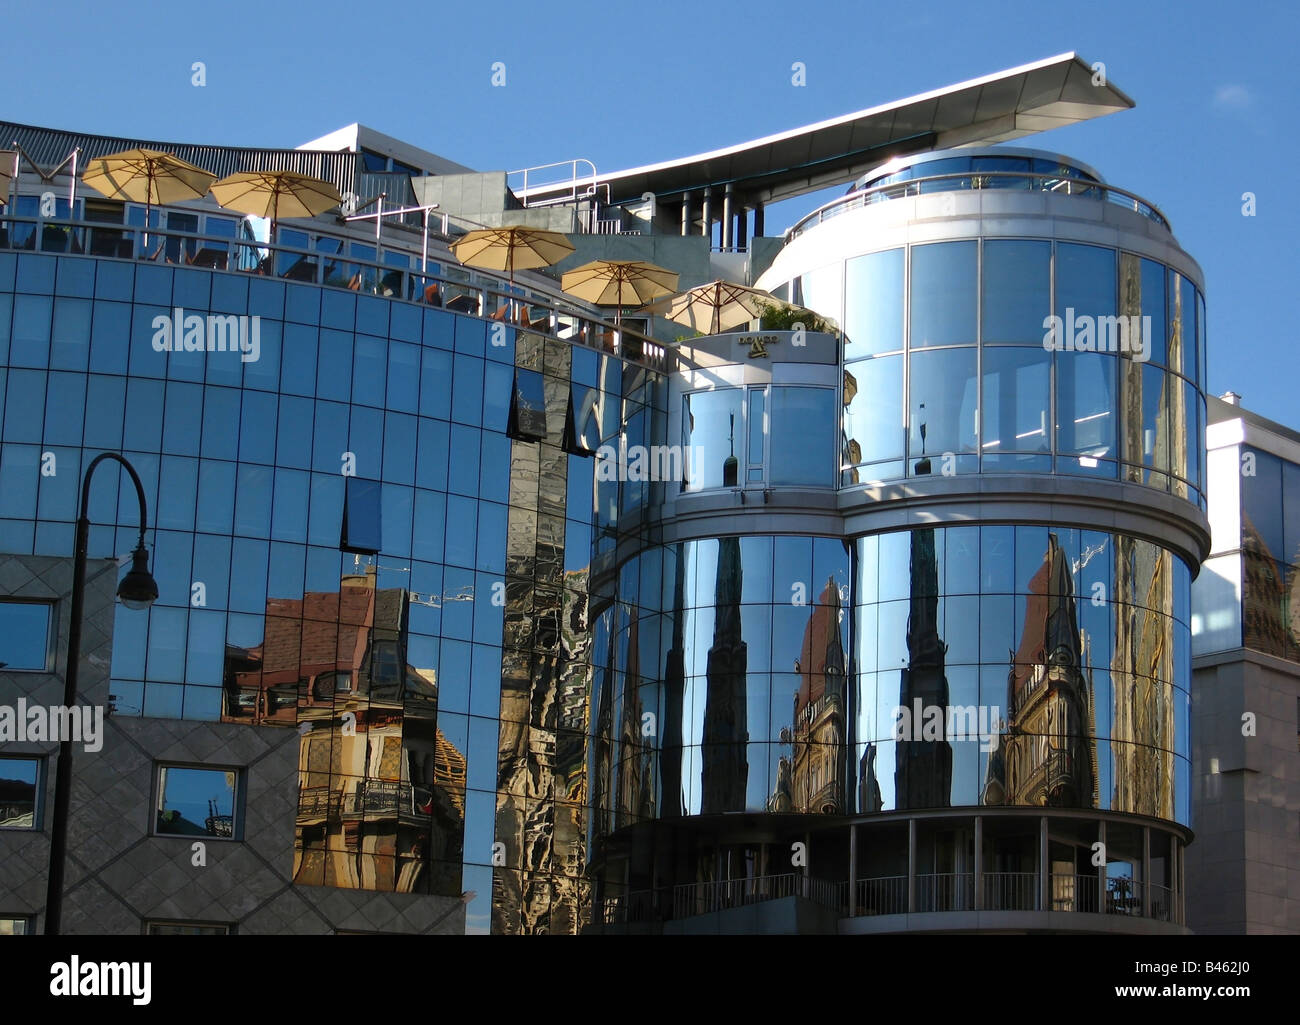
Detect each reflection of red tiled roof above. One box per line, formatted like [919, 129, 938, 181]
[796, 579, 840, 714]
[239, 587, 377, 682]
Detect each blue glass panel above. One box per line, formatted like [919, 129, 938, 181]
[89, 300, 131, 374]
[238, 390, 277, 464]
[321, 289, 356, 330]
[284, 283, 320, 325]
[200, 386, 241, 461]
[17, 254, 56, 293]
[347, 405, 382, 478]
[276, 394, 314, 469]
[451, 356, 484, 426]
[110, 603, 148, 678]
[386, 341, 420, 413]
[93, 260, 133, 301]
[455, 317, 486, 356]
[352, 334, 387, 407]
[910, 241, 976, 346]
[307, 473, 344, 548]
[380, 483, 412, 558]
[356, 295, 389, 336]
[448, 424, 481, 497]
[55, 257, 95, 298]
[33, 446, 76, 522]
[43, 372, 86, 446]
[844, 248, 903, 355]
[479, 432, 510, 504]
[382, 412, 417, 482]
[161, 381, 202, 456]
[312, 400, 349, 474]
[416, 418, 449, 491]
[316, 329, 353, 402]
[122, 377, 164, 452]
[157, 456, 199, 532]
[211, 272, 249, 315]
[133, 264, 172, 306]
[266, 540, 305, 601]
[422, 307, 455, 350]
[280, 322, 318, 396]
[769, 386, 835, 485]
[982, 240, 1051, 344]
[0, 294, 9, 363]
[143, 683, 184, 718]
[420, 348, 452, 420]
[242, 317, 280, 393]
[248, 276, 285, 319]
[145, 605, 187, 681]
[234, 464, 273, 537]
[192, 533, 232, 609]
[412, 489, 446, 563]
[271, 468, 310, 543]
[445, 494, 477, 568]
[128, 305, 169, 379]
[228, 537, 269, 614]
[342, 477, 383, 554]
[50, 298, 91, 370]
[482, 361, 512, 434]
[390, 301, 420, 343]
[10, 294, 52, 367]
[476, 501, 507, 574]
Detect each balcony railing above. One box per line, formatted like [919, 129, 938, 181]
[0, 213, 669, 372]
[855, 875, 907, 916]
[985, 870, 1039, 911]
[1051, 872, 1101, 914]
[786, 170, 1170, 241]
[916, 871, 975, 912]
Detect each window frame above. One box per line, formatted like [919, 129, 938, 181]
[0, 598, 56, 673]
[0, 756, 43, 831]
[152, 762, 244, 842]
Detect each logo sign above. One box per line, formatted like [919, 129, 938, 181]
[738, 333, 777, 359]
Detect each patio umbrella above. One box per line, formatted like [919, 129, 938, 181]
[451, 225, 574, 286]
[81, 148, 216, 245]
[210, 170, 343, 245]
[561, 259, 678, 327]
[648, 280, 797, 336]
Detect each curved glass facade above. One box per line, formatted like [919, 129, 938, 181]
[590, 525, 1192, 833]
[782, 240, 1206, 504]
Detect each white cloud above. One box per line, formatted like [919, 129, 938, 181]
[1212, 84, 1253, 111]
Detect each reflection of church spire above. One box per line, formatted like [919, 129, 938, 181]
[701, 536, 748, 813]
[896, 527, 951, 809]
[723, 412, 738, 487]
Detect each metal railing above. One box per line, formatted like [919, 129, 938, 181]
[1148, 883, 1175, 923]
[984, 871, 1040, 911]
[1105, 877, 1145, 916]
[916, 871, 975, 912]
[1050, 872, 1101, 914]
[0, 213, 670, 372]
[855, 875, 907, 916]
[787, 170, 1170, 241]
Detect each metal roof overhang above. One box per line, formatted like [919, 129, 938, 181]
[519, 52, 1133, 208]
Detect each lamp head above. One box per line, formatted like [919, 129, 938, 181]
[117, 544, 159, 610]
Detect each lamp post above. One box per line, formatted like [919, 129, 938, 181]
[44, 452, 158, 935]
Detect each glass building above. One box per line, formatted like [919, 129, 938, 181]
[0, 55, 1211, 934]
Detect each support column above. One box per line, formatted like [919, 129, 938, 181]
[680, 191, 691, 237]
[722, 183, 734, 250]
[973, 816, 984, 911]
[1038, 816, 1049, 912]
[848, 823, 857, 917]
[701, 187, 712, 243]
[1097, 819, 1107, 915]
[907, 818, 917, 913]
[736, 203, 748, 251]
[1142, 826, 1151, 919]
[753, 199, 765, 237]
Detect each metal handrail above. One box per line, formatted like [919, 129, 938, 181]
[0, 213, 669, 371]
[786, 170, 1171, 240]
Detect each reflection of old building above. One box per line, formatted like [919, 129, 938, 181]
[896, 528, 951, 809]
[1111, 537, 1176, 819]
[701, 535, 749, 813]
[772, 577, 847, 814]
[984, 534, 1097, 808]
[220, 567, 462, 896]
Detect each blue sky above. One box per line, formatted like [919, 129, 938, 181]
[5, 0, 1297, 423]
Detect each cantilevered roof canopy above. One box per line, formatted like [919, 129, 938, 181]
[519, 53, 1133, 208]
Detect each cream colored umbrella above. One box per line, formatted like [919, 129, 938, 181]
[648, 280, 802, 335]
[82, 148, 216, 245]
[561, 259, 678, 327]
[210, 170, 342, 245]
[451, 225, 574, 286]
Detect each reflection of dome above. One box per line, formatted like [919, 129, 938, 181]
[842, 369, 857, 406]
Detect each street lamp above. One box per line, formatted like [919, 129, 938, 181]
[44, 452, 158, 935]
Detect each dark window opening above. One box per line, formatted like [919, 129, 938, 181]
[341, 477, 383, 555]
[508, 369, 548, 442]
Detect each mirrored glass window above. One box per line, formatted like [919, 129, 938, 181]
[982, 240, 1050, 344]
[844, 248, 903, 355]
[0, 600, 52, 670]
[155, 765, 239, 839]
[341, 477, 383, 555]
[0, 757, 40, 828]
[910, 242, 976, 346]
